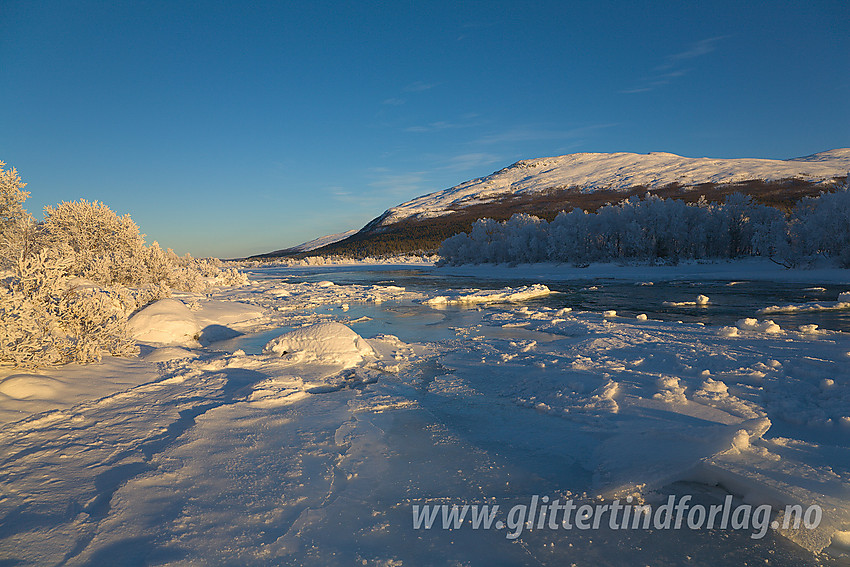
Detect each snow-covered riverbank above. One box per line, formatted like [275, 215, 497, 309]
[1, 266, 848, 565]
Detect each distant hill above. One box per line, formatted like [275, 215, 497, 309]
[252, 229, 358, 259]
[253, 149, 850, 259]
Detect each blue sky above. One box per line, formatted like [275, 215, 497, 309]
[1, 1, 848, 258]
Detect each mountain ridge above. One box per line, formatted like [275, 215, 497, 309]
[371, 149, 850, 229]
[252, 149, 850, 259]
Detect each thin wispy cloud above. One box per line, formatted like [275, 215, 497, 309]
[405, 113, 482, 133]
[367, 170, 428, 197]
[379, 81, 437, 108]
[622, 36, 727, 94]
[405, 121, 460, 133]
[326, 171, 429, 210]
[440, 152, 503, 172]
[328, 187, 354, 202]
[620, 70, 687, 94]
[657, 36, 727, 71]
[402, 81, 438, 93]
[475, 124, 615, 145]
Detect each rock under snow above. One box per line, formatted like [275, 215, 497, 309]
[127, 298, 202, 347]
[262, 321, 375, 368]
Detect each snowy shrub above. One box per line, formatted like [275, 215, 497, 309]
[211, 265, 250, 287]
[0, 250, 138, 367]
[41, 199, 147, 283]
[0, 161, 248, 368]
[0, 161, 30, 235]
[41, 199, 171, 288]
[39, 198, 247, 292]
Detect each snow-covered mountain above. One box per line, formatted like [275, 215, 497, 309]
[253, 149, 850, 258]
[256, 229, 359, 258]
[289, 229, 358, 252]
[370, 149, 850, 228]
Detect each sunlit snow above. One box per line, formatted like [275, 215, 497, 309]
[1, 261, 849, 565]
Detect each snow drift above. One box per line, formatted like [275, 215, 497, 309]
[263, 321, 375, 368]
[127, 298, 202, 347]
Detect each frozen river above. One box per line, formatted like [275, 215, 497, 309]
[1, 263, 848, 565]
[252, 263, 850, 330]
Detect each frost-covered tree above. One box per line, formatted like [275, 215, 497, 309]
[438, 190, 850, 267]
[504, 214, 548, 264]
[0, 161, 29, 232]
[547, 208, 595, 264]
[0, 161, 36, 268]
[791, 183, 850, 266]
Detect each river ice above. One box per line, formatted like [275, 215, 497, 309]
[1, 263, 848, 565]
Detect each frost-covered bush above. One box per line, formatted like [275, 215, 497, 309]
[41, 199, 146, 284]
[37, 198, 248, 292]
[0, 161, 248, 367]
[0, 250, 138, 367]
[0, 161, 30, 235]
[171, 254, 249, 290]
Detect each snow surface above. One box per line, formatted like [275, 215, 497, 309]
[2, 264, 849, 565]
[0, 357, 161, 425]
[375, 149, 850, 226]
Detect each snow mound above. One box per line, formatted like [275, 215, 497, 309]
[736, 318, 782, 333]
[127, 299, 202, 347]
[423, 284, 552, 306]
[0, 374, 65, 400]
[263, 322, 375, 368]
